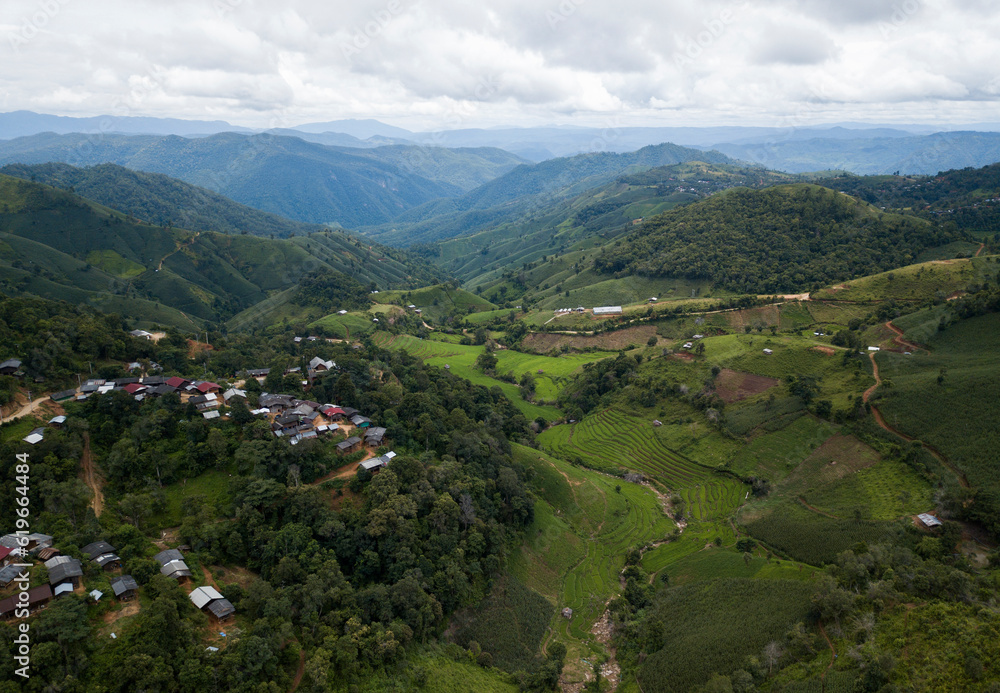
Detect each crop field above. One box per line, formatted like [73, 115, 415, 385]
[659, 547, 816, 587]
[740, 500, 902, 565]
[678, 478, 746, 521]
[509, 445, 675, 684]
[519, 325, 659, 354]
[538, 409, 712, 485]
[892, 303, 950, 344]
[714, 368, 780, 403]
[724, 415, 839, 480]
[800, 458, 934, 520]
[876, 312, 1000, 491]
[637, 578, 816, 693]
[463, 308, 517, 324]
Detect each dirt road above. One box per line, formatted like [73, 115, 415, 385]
[81, 432, 104, 517]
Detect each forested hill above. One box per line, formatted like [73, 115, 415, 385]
[0, 162, 324, 238]
[363, 142, 736, 247]
[0, 131, 463, 228]
[593, 184, 966, 293]
[0, 174, 442, 328]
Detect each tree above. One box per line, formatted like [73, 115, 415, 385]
[475, 351, 498, 374]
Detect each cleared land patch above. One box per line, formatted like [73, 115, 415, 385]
[520, 325, 659, 353]
[714, 368, 780, 404]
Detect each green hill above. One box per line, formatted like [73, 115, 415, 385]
[0, 131, 463, 227]
[363, 143, 737, 247]
[593, 183, 967, 294]
[0, 162, 324, 237]
[0, 174, 443, 329]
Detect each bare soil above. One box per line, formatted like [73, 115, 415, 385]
[714, 369, 780, 404]
[521, 325, 659, 353]
[811, 346, 836, 356]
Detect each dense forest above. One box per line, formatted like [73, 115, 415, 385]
[592, 184, 965, 293]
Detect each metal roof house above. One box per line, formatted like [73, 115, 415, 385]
[110, 575, 139, 601]
[45, 556, 83, 590]
[189, 586, 226, 610]
[81, 541, 117, 560]
[918, 513, 942, 528]
[593, 306, 623, 315]
[206, 598, 236, 622]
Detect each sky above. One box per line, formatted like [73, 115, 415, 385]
[2, 0, 999, 131]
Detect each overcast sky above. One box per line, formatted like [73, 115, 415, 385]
[2, 0, 999, 131]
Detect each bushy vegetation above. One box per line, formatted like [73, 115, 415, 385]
[594, 184, 965, 293]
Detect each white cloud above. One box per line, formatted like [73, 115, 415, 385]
[1, 0, 999, 129]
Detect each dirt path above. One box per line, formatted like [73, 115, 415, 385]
[2, 394, 51, 422]
[818, 620, 836, 678]
[885, 321, 924, 352]
[288, 649, 306, 693]
[158, 232, 200, 270]
[797, 497, 839, 519]
[201, 566, 219, 589]
[975, 243, 985, 257]
[81, 432, 104, 517]
[864, 353, 970, 488]
[311, 449, 375, 485]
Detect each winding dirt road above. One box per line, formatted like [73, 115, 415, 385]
[864, 352, 970, 488]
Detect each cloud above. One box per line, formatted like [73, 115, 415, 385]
[1, 0, 1000, 129]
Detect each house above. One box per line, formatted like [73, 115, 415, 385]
[0, 359, 22, 375]
[648, 297, 658, 303]
[126, 361, 143, 372]
[652, 420, 662, 427]
[682, 342, 693, 350]
[0, 585, 52, 620]
[692, 334, 704, 340]
[0, 546, 13, 568]
[48, 415, 67, 427]
[50, 390, 76, 402]
[259, 393, 295, 411]
[81, 541, 117, 560]
[918, 513, 942, 528]
[160, 559, 193, 582]
[350, 414, 372, 428]
[147, 384, 178, 397]
[309, 357, 335, 371]
[154, 549, 193, 582]
[868, 346, 880, 352]
[207, 598, 236, 623]
[0, 565, 23, 587]
[189, 585, 225, 610]
[129, 329, 153, 339]
[763, 348, 773, 355]
[45, 556, 84, 592]
[321, 405, 346, 420]
[337, 310, 348, 315]
[22, 428, 45, 445]
[245, 368, 270, 379]
[336, 436, 363, 455]
[165, 376, 190, 390]
[365, 427, 387, 447]
[203, 410, 221, 420]
[142, 375, 165, 386]
[293, 336, 303, 344]
[222, 388, 247, 403]
[195, 381, 221, 394]
[361, 451, 395, 472]
[5, 533, 54, 555]
[110, 575, 139, 601]
[341, 407, 359, 418]
[593, 306, 622, 316]
[36, 547, 60, 562]
[289, 403, 316, 418]
[123, 383, 147, 395]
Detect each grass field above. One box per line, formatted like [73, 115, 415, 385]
[724, 415, 839, 479]
[357, 650, 519, 693]
[811, 257, 999, 303]
[308, 311, 376, 339]
[372, 332, 615, 420]
[657, 548, 816, 587]
[149, 469, 232, 529]
[538, 409, 713, 484]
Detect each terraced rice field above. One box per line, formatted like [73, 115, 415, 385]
[538, 409, 712, 485]
[679, 478, 746, 521]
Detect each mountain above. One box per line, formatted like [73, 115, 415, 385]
[712, 131, 1000, 175]
[291, 118, 414, 139]
[0, 173, 443, 329]
[0, 162, 324, 238]
[426, 162, 796, 287]
[364, 142, 735, 247]
[592, 183, 965, 293]
[0, 109, 251, 139]
[0, 131, 464, 227]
